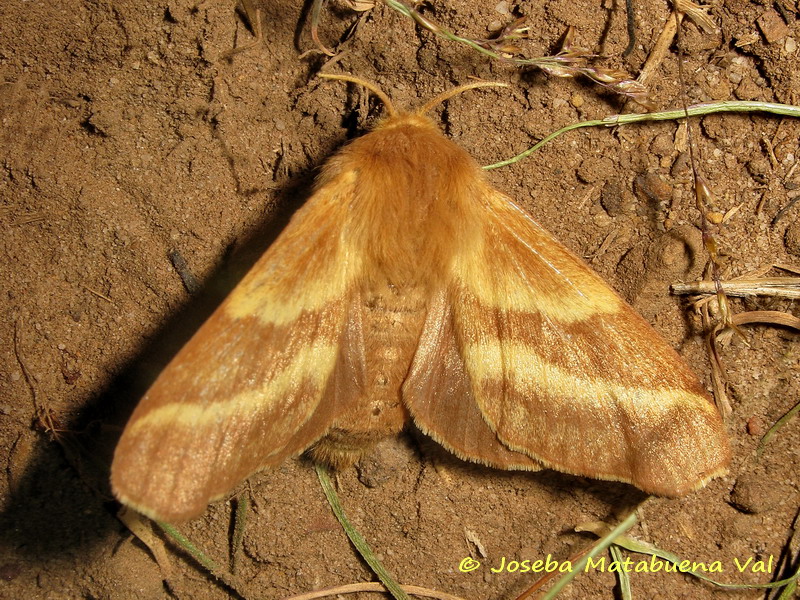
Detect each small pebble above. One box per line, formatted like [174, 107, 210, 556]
[487, 20, 503, 32]
[784, 220, 800, 256]
[757, 9, 790, 44]
[746, 416, 765, 436]
[636, 172, 672, 205]
[746, 156, 770, 184]
[730, 472, 785, 513]
[494, 1, 510, 15]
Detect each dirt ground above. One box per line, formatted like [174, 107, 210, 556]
[1, 0, 799, 598]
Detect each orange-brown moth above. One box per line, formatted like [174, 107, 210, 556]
[111, 77, 730, 523]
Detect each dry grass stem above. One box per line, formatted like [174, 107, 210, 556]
[218, 2, 264, 60]
[280, 582, 467, 600]
[672, 277, 800, 300]
[707, 310, 800, 420]
[673, 0, 717, 34]
[703, 303, 734, 419]
[118, 507, 174, 580]
[721, 310, 800, 331]
[775, 263, 800, 275]
[323, 0, 655, 106]
[636, 10, 682, 87]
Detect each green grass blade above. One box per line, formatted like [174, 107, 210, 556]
[315, 463, 411, 600]
[610, 545, 633, 600]
[540, 511, 638, 600]
[485, 101, 800, 170]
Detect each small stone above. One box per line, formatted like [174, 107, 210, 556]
[600, 180, 634, 217]
[785, 219, 800, 256]
[355, 439, 411, 488]
[727, 67, 744, 85]
[649, 132, 674, 158]
[570, 93, 584, 108]
[635, 172, 672, 205]
[757, 9, 790, 44]
[746, 156, 770, 184]
[746, 416, 765, 436]
[730, 472, 785, 513]
[487, 20, 503, 33]
[494, 1, 510, 16]
[670, 152, 691, 178]
[708, 76, 732, 100]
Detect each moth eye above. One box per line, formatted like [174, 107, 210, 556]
[372, 406, 382, 417]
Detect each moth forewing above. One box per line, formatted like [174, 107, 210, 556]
[111, 174, 367, 522]
[112, 94, 729, 523]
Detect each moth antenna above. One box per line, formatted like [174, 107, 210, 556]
[318, 73, 397, 118]
[418, 81, 509, 115]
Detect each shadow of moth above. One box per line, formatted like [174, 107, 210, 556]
[111, 77, 730, 523]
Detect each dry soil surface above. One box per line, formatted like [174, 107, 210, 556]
[1, 0, 799, 599]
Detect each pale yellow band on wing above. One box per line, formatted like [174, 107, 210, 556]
[451, 235, 622, 324]
[126, 340, 339, 435]
[464, 341, 712, 418]
[225, 249, 360, 326]
[225, 272, 349, 327]
[225, 172, 361, 327]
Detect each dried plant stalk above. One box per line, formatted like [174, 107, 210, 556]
[672, 278, 800, 300]
[308, 0, 653, 106]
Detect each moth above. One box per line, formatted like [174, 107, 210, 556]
[112, 77, 730, 523]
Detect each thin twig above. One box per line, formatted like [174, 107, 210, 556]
[83, 285, 114, 302]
